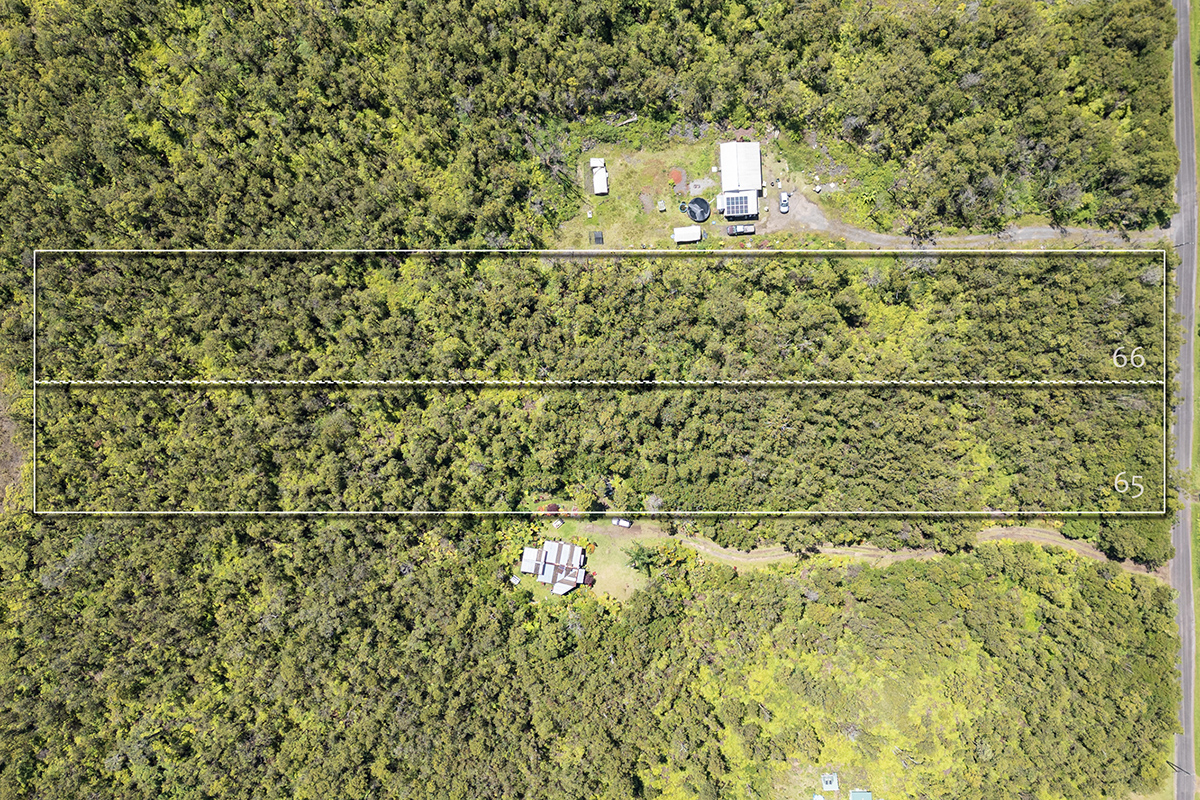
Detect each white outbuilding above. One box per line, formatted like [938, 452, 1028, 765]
[672, 225, 702, 244]
[590, 157, 609, 195]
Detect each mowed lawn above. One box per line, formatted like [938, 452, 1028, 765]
[555, 517, 671, 601]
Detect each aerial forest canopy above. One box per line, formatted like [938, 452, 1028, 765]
[29, 250, 1175, 565]
[0, 0, 1185, 798]
[0, 513, 1182, 799]
[0, 0, 1179, 256]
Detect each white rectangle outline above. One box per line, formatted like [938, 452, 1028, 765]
[31, 248, 1169, 517]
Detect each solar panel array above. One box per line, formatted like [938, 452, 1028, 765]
[725, 194, 749, 217]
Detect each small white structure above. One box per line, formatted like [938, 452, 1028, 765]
[718, 141, 762, 218]
[672, 225, 702, 244]
[590, 157, 609, 195]
[821, 774, 839, 792]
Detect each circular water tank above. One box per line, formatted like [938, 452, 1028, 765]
[686, 198, 710, 223]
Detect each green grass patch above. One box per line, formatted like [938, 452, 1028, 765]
[549, 516, 668, 601]
[1193, 0, 1199, 200]
[1194, 499, 1200, 795]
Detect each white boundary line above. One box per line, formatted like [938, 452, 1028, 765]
[1164, 248, 1170, 516]
[34, 379, 1167, 386]
[31, 247, 1171, 517]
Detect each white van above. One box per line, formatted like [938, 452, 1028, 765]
[612, 518, 633, 528]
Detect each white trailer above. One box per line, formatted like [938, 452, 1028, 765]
[671, 225, 702, 244]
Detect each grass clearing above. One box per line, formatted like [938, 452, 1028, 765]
[559, 517, 668, 601]
[554, 127, 854, 251]
[556, 132, 724, 250]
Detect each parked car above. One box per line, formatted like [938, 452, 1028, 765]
[612, 518, 633, 528]
[726, 224, 755, 236]
[779, 191, 790, 213]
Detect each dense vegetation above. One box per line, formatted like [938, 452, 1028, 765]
[37, 252, 1168, 383]
[0, 514, 1179, 799]
[0, 0, 1185, 796]
[0, 0, 1179, 256]
[29, 251, 1175, 565]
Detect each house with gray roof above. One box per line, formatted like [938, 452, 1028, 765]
[519, 539, 587, 595]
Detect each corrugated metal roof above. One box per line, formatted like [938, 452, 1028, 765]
[520, 547, 539, 573]
[720, 141, 761, 194]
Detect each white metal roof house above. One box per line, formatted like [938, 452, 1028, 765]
[520, 540, 588, 595]
[672, 225, 702, 244]
[718, 141, 762, 218]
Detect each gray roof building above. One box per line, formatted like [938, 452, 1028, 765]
[520, 539, 588, 595]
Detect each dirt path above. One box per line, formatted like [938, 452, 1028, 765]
[680, 536, 791, 565]
[670, 525, 1168, 581]
[762, 183, 1169, 248]
[975, 525, 1169, 580]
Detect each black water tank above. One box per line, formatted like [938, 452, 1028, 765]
[686, 198, 710, 223]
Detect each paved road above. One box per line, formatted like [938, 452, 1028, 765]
[1172, 0, 1198, 794]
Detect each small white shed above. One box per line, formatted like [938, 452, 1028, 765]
[590, 158, 609, 195]
[672, 225, 702, 244]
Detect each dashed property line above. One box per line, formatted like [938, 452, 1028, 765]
[34, 378, 1168, 386]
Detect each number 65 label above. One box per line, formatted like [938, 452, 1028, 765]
[1114, 472, 1144, 498]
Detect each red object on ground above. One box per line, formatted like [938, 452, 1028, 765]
[669, 168, 683, 184]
